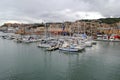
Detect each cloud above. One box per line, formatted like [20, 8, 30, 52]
[0, 0, 120, 25]
[39, 9, 105, 22]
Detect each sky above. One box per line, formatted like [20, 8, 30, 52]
[0, 0, 120, 25]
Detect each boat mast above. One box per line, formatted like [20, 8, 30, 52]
[44, 21, 47, 39]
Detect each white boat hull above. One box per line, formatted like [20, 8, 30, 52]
[59, 47, 79, 52]
[38, 44, 51, 48]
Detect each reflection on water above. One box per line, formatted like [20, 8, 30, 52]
[0, 39, 120, 80]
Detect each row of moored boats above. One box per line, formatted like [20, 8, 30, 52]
[0, 33, 97, 52]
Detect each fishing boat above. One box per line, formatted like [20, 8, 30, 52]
[37, 40, 51, 48]
[74, 44, 85, 50]
[59, 47, 80, 52]
[14, 38, 22, 43]
[38, 39, 58, 48]
[59, 41, 80, 52]
[46, 45, 59, 51]
[21, 36, 41, 43]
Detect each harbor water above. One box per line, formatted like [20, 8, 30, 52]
[0, 37, 120, 80]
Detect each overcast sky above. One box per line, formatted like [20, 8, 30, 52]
[0, 0, 120, 25]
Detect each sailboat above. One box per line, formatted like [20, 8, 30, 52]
[37, 23, 56, 48]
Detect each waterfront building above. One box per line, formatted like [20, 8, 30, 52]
[1, 19, 120, 36]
